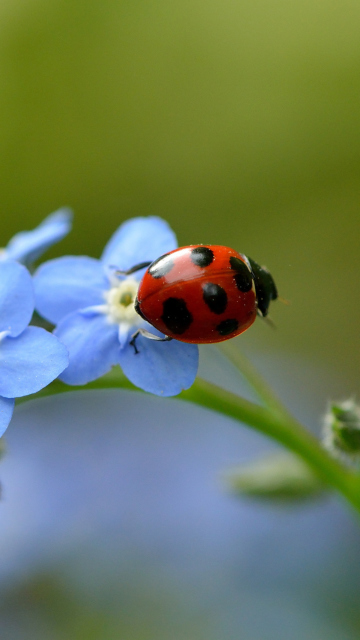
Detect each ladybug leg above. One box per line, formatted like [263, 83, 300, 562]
[130, 329, 173, 355]
[115, 262, 152, 276]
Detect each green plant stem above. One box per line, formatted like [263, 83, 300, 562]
[220, 342, 294, 421]
[18, 371, 360, 514]
[182, 379, 360, 509]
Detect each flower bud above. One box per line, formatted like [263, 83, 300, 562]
[224, 453, 325, 502]
[323, 399, 360, 459]
[0, 437, 5, 460]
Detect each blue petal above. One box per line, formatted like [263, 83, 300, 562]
[101, 216, 178, 272]
[118, 332, 199, 396]
[0, 396, 14, 437]
[0, 326, 69, 398]
[34, 256, 108, 324]
[54, 311, 120, 385]
[0, 261, 34, 337]
[5, 207, 73, 265]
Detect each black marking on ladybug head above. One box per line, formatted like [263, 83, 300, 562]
[134, 297, 147, 321]
[161, 297, 193, 334]
[202, 282, 228, 314]
[229, 256, 253, 292]
[247, 257, 278, 317]
[148, 253, 174, 279]
[190, 246, 214, 267]
[216, 318, 239, 336]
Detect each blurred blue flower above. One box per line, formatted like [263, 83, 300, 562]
[0, 261, 69, 436]
[34, 217, 199, 396]
[0, 208, 73, 266]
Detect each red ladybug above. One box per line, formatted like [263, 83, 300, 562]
[130, 245, 277, 350]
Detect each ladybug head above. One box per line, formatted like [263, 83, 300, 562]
[248, 257, 278, 317]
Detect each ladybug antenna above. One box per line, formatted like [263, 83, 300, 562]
[115, 261, 152, 276]
[278, 296, 290, 306]
[263, 315, 277, 330]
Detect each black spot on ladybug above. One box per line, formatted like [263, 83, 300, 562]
[190, 246, 214, 267]
[148, 253, 174, 279]
[216, 318, 239, 336]
[134, 297, 147, 321]
[202, 282, 228, 314]
[229, 256, 253, 292]
[161, 297, 193, 334]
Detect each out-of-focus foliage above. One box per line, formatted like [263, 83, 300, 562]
[225, 452, 326, 502]
[0, 0, 359, 389]
[323, 399, 360, 458]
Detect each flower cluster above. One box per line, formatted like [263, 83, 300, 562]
[0, 208, 74, 435]
[34, 216, 199, 396]
[1, 212, 199, 435]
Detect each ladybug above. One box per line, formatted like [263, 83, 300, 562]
[127, 245, 278, 352]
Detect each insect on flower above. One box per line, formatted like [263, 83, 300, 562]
[33, 217, 199, 397]
[33, 217, 278, 397]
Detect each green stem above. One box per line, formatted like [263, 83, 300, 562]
[182, 378, 360, 510]
[217, 346, 360, 509]
[220, 342, 294, 420]
[18, 372, 360, 513]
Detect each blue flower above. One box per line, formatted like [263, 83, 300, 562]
[0, 261, 69, 436]
[0, 208, 73, 266]
[34, 217, 199, 396]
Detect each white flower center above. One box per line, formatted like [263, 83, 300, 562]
[104, 277, 142, 326]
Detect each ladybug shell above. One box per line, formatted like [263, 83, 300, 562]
[135, 245, 257, 344]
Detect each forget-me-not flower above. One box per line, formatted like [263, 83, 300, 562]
[34, 217, 199, 396]
[0, 208, 73, 266]
[0, 261, 69, 436]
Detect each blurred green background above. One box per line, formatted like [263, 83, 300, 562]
[1, 2, 360, 637]
[1, 0, 359, 382]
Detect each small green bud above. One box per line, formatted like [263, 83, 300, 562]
[224, 453, 325, 503]
[323, 399, 360, 460]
